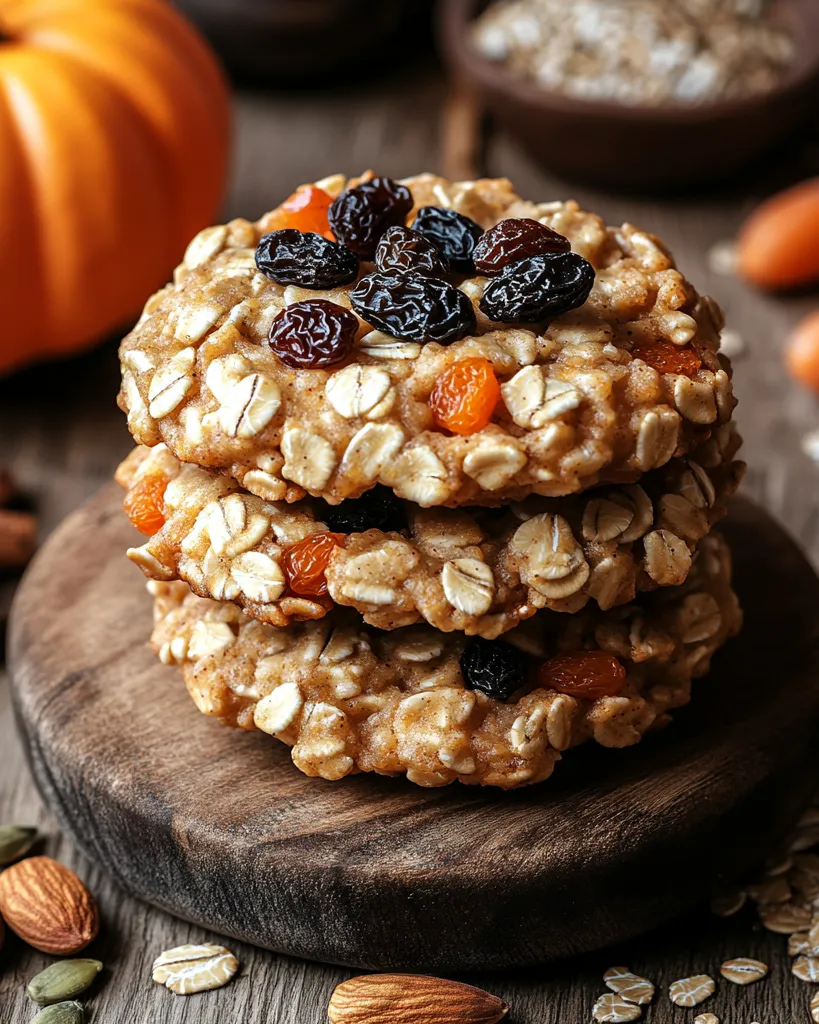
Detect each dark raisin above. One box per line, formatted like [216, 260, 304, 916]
[480, 253, 594, 324]
[473, 218, 571, 275]
[460, 637, 527, 701]
[267, 300, 358, 369]
[412, 207, 484, 273]
[350, 272, 476, 344]
[255, 230, 358, 289]
[375, 226, 446, 278]
[320, 485, 407, 534]
[328, 176, 413, 259]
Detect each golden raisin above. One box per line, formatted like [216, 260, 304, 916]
[282, 531, 346, 597]
[266, 185, 335, 239]
[123, 475, 168, 536]
[539, 651, 626, 699]
[430, 357, 501, 435]
[632, 337, 702, 376]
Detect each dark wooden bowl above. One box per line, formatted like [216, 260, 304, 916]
[439, 0, 819, 191]
[173, 0, 433, 85]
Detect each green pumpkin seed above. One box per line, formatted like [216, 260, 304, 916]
[27, 960, 102, 1005]
[0, 825, 37, 865]
[32, 1002, 84, 1024]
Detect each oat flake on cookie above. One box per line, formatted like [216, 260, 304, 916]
[118, 173, 737, 508]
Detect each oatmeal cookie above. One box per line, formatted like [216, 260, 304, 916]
[119, 172, 736, 507]
[120, 425, 743, 637]
[150, 531, 740, 789]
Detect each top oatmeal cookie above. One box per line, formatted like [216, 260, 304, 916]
[118, 173, 736, 507]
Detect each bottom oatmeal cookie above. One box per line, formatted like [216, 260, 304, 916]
[150, 533, 741, 789]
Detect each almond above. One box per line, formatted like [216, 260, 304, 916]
[327, 974, 508, 1024]
[0, 856, 98, 954]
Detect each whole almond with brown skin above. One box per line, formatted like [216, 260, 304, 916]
[0, 856, 98, 954]
[328, 974, 508, 1024]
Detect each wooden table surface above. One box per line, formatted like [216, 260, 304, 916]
[2, 59, 819, 1023]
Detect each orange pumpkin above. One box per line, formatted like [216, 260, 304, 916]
[0, 0, 230, 375]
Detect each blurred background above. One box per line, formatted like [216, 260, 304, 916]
[1, 0, 819, 629]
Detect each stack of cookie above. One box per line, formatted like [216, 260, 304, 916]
[116, 172, 744, 789]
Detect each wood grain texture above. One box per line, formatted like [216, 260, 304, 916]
[1, 72, 819, 1019]
[6, 487, 819, 975]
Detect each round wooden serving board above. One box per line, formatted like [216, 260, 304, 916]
[8, 486, 819, 971]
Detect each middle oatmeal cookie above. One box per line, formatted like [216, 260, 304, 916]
[150, 531, 741, 789]
[118, 172, 736, 507]
[119, 424, 743, 638]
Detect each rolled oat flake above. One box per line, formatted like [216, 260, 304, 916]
[789, 932, 812, 956]
[694, 1016, 719, 1024]
[748, 874, 791, 905]
[603, 967, 654, 1005]
[719, 957, 768, 984]
[811, 990, 819, 1023]
[592, 992, 641, 1023]
[32, 1003, 84, 1024]
[669, 975, 715, 1007]
[152, 943, 239, 995]
[793, 955, 819, 983]
[709, 889, 746, 917]
[760, 901, 811, 934]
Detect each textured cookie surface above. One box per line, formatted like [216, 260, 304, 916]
[119, 173, 736, 506]
[121, 426, 743, 637]
[150, 532, 741, 789]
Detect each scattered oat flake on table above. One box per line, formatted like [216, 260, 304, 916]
[811, 990, 819, 1022]
[152, 943, 239, 995]
[760, 901, 811, 933]
[669, 975, 715, 1007]
[603, 967, 654, 1005]
[748, 875, 791, 905]
[793, 829, 819, 853]
[718, 328, 745, 359]
[719, 957, 768, 985]
[802, 430, 819, 465]
[793, 853, 819, 882]
[789, 932, 812, 956]
[592, 992, 642, 1022]
[707, 240, 738, 277]
[791, 857, 819, 902]
[791, 812, 819, 850]
[710, 889, 747, 917]
[764, 852, 793, 876]
[798, 808, 819, 829]
[694, 1015, 719, 1024]
[793, 955, 819, 983]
